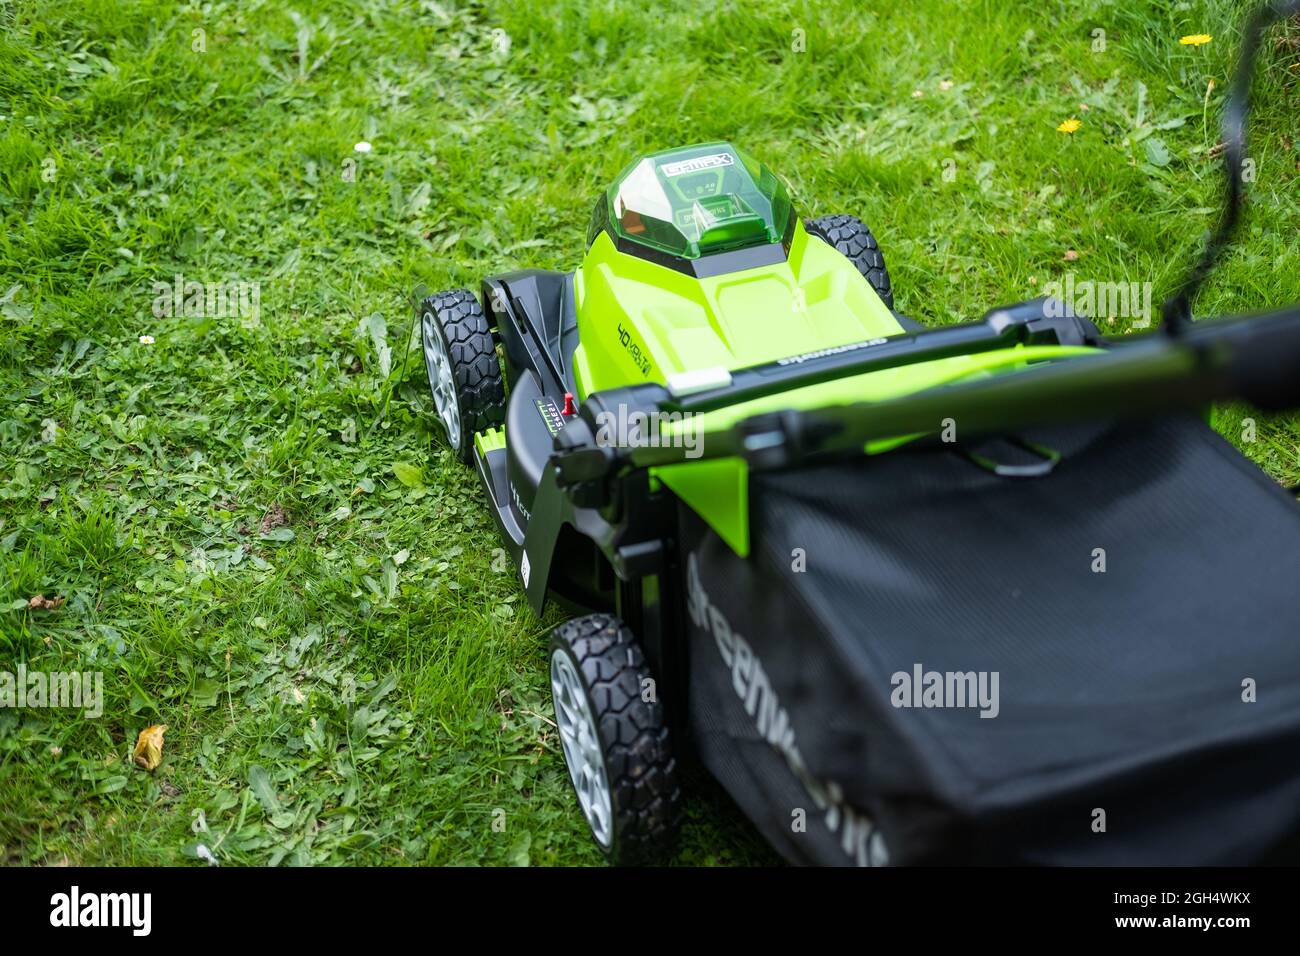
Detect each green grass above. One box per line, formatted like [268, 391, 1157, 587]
[1, 0, 1297, 866]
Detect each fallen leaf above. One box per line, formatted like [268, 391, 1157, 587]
[259, 503, 289, 534]
[1180, 34, 1212, 46]
[28, 594, 65, 610]
[1063, 249, 1080, 261]
[392, 462, 425, 487]
[133, 724, 168, 771]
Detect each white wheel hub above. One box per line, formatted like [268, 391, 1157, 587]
[421, 310, 461, 450]
[550, 649, 613, 847]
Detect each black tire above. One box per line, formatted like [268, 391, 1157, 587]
[548, 613, 681, 865]
[416, 290, 505, 463]
[804, 213, 894, 309]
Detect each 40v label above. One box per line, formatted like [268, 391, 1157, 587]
[617, 323, 652, 377]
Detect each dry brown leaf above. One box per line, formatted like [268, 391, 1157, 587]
[28, 594, 65, 610]
[258, 503, 289, 534]
[133, 724, 168, 771]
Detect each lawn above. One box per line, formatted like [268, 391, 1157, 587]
[1, 0, 1297, 866]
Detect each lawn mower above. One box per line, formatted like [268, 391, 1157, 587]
[414, 1, 1300, 865]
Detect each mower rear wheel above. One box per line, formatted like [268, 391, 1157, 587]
[805, 213, 894, 309]
[417, 290, 505, 463]
[549, 613, 681, 865]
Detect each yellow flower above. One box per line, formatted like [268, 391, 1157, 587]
[1180, 34, 1213, 46]
[1057, 118, 1082, 134]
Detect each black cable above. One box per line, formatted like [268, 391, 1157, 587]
[1161, 0, 1300, 334]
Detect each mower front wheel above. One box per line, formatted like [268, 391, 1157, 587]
[416, 290, 505, 463]
[805, 213, 894, 309]
[549, 613, 681, 865]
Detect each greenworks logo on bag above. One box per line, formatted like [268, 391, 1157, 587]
[686, 552, 888, 867]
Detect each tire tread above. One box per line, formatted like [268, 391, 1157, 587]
[805, 213, 894, 309]
[551, 613, 681, 864]
[419, 289, 505, 461]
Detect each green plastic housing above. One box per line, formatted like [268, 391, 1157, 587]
[573, 147, 1102, 556]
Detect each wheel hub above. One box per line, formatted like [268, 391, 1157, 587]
[420, 310, 461, 449]
[550, 649, 613, 848]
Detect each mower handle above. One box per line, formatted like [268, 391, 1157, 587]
[721, 303, 1300, 471]
[551, 302, 1300, 486]
[1218, 304, 1300, 409]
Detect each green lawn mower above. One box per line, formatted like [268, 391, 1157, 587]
[415, 2, 1300, 865]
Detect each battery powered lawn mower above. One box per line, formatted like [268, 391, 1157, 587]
[414, 1, 1300, 865]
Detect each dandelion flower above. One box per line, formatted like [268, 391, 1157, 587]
[1057, 118, 1082, 134]
[1180, 34, 1212, 46]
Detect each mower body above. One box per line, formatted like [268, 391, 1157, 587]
[423, 141, 1300, 866]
